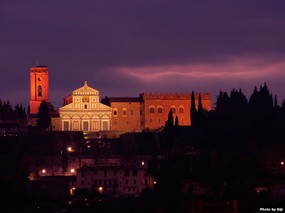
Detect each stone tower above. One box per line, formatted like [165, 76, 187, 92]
[29, 66, 49, 115]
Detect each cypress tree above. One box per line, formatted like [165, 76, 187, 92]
[190, 91, 197, 126]
[37, 101, 51, 130]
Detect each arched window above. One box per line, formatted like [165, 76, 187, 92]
[179, 106, 184, 113]
[149, 106, 155, 113]
[38, 85, 42, 97]
[157, 106, 163, 113]
[171, 106, 176, 113]
[113, 108, 118, 116]
[122, 108, 127, 116]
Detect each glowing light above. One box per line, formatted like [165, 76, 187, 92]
[281, 161, 284, 165]
[141, 161, 145, 166]
[71, 168, 75, 173]
[70, 187, 76, 196]
[42, 169, 46, 174]
[154, 181, 157, 185]
[67, 146, 74, 152]
[98, 186, 103, 193]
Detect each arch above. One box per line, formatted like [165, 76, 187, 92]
[171, 105, 176, 113]
[149, 105, 155, 113]
[113, 108, 118, 116]
[122, 108, 127, 116]
[157, 105, 163, 113]
[178, 105, 184, 113]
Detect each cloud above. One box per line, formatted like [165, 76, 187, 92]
[118, 55, 285, 82]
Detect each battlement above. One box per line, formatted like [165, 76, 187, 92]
[141, 92, 211, 100]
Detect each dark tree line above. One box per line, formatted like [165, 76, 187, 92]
[0, 98, 26, 122]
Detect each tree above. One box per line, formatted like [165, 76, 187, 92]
[37, 101, 51, 130]
[190, 91, 197, 126]
[175, 116, 179, 127]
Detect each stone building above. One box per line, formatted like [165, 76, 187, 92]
[76, 164, 154, 197]
[28, 66, 211, 132]
[58, 81, 112, 131]
[101, 97, 143, 132]
[102, 93, 211, 131]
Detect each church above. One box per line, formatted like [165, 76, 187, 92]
[28, 66, 212, 132]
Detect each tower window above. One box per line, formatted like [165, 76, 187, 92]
[38, 85, 42, 97]
[157, 106, 163, 113]
[149, 106, 155, 113]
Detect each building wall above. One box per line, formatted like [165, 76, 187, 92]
[142, 93, 191, 129]
[142, 93, 211, 129]
[110, 101, 142, 132]
[76, 166, 154, 197]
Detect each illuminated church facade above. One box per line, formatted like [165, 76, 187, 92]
[59, 81, 112, 131]
[29, 66, 212, 132]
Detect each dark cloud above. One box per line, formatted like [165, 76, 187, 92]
[1, 0, 285, 108]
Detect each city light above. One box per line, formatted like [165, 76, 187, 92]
[41, 169, 46, 174]
[98, 186, 103, 193]
[281, 161, 284, 165]
[141, 161, 145, 166]
[71, 168, 75, 173]
[67, 146, 74, 152]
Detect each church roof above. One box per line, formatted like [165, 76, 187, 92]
[72, 81, 99, 95]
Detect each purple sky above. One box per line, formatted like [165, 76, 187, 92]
[1, 1, 285, 109]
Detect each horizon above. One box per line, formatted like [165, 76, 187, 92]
[1, 1, 285, 109]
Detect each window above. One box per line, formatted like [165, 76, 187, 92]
[113, 109, 118, 116]
[82, 96, 89, 102]
[149, 106, 155, 113]
[104, 170, 107, 177]
[83, 121, 89, 131]
[124, 170, 130, 176]
[171, 106, 176, 113]
[38, 85, 42, 97]
[126, 180, 129, 185]
[84, 104, 88, 109]
[93, 121, 99, 130]
[122, 108, 127, 116]
[133, 169, 138, 176]
[133, 179, 137, 185]
[157, 106, 163, 113]
[179, 106, 184, 113]
[63, 121, 69, 131]
[73, 121, 79, 130]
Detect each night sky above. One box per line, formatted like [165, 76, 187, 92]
[1, 1, 285, 109]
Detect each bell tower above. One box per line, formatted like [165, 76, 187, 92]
[30, 66, 49, 115]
